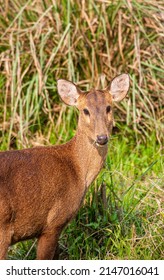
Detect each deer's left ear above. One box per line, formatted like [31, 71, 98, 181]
[108, 74, 130, 102]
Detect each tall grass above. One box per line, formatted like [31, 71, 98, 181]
[0, 0, 163, 259]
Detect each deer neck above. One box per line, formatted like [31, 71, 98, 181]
[71, 128, 108, 188]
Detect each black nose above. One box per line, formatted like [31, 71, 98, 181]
[96, 134, 108, 145]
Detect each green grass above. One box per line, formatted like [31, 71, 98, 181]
[61, 134, 163, 260]
[0, 0, 163, 259]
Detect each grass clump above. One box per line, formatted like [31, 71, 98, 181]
[0, 1, 163, 259]
[59, 134, 163, 260]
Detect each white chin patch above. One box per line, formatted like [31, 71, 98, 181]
[95, 142, 107, 147]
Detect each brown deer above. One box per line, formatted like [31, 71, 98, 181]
[0, 74, 129, 259]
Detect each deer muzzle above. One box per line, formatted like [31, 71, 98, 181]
[96, 134, 108, 146]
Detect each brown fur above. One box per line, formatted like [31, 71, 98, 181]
[0, 74, 129, 259]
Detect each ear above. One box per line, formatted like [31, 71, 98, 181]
[109, 74, 130, 102]
[57, 79, 81, 106]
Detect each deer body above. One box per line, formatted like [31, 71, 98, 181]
[0, 74, 129, 259]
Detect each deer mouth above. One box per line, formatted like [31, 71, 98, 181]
[96, 141, 108, 147]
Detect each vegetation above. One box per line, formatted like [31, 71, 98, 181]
[0, 0, 163, 259]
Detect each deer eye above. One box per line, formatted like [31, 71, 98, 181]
[106, 106, 111, 114]
[83, 108, 90, 116]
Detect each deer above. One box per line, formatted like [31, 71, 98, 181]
[0, 74, 129, 260]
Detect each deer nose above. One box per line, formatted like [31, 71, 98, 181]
[96, 134, 108, 146]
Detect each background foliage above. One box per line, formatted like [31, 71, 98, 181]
[0, 0, 163, 259]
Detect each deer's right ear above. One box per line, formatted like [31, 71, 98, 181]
[57, 79, 81, 106]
